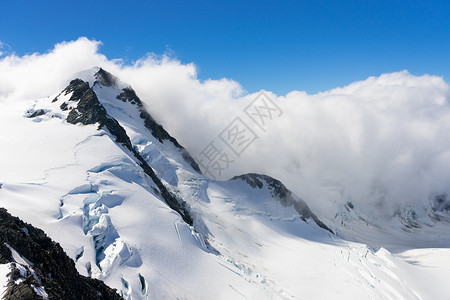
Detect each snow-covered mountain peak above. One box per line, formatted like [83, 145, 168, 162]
[2, 68, 450, 299]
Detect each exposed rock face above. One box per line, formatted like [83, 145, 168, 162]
[116, 87, 143, 106]
[67, 87, 107, 125]
[231, 173, 333, 233]
[64, 79, 90, 101]
[432, 193, 450, 212]
[0, 208, 122, 300]
[94, 68, 118, 87]
[62, 77, 193, 225]
[28, 109, 46, 118]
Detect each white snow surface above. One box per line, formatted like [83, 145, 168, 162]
[0, 69, 450, 299]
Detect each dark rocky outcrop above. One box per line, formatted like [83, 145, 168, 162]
[94, 68, 118, 87]
[64, 79, 90, 101]
[66, 88, 107, 125]
[231, 173, 333, 233]
[116, 87, 143, 106]
[4, 276, 41, 300]
[60, 102, 69, 111]
[432, 193, 450, 212]
[0, 208, 122, 299]
[53, 79, 91, 111]
[28, 109, 46, 118]
[346, 201, 354, 210]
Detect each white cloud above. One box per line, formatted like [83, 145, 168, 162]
[1, 37, 450, 220]
[0, 38, 107, 99]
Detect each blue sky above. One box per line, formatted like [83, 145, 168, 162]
[1, 0, 449, 95]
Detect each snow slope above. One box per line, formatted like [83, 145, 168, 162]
[1, 68, 450, 299]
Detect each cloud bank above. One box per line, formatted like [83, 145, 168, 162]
[1, 37, 450, 219]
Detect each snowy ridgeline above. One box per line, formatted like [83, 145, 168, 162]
[0, 68, 450, 299]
